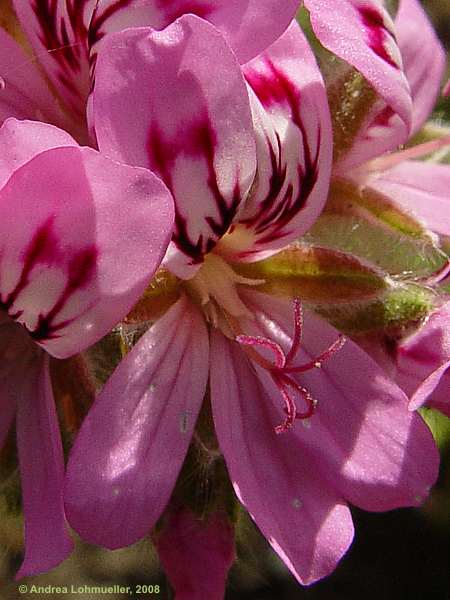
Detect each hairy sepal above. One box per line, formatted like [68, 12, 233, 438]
[234, 243, 390, 303]
[304, 179, 449, 280]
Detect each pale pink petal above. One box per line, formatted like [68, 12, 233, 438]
[65, 297, 209, 549]
[0, 143, 173, 358]
[13, 0, 95, 120]
[0, 27, 66, 126]
[409, 366, 450, 416]
[423, 373, 450, 418]
[304, 0, 412, 170]
[395, 0, 446, 134]
[93, 16, 256, 279]
[241, 291, 439, 512]
[395, 302, 450, 412]
[210, 330, 354, 586]
[0, 118, 76, 189]
[224, 21, 331, 260]
[370, 161, 450, 236]
[156, 508, 234, 600]
[89, 0, 301, 64]
[15, 352, 73, 578]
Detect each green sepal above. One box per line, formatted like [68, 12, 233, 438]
[315, 284, 434, 334]
[234, 243, 390, 304]
[234, 242, 434, 333]
[304, 179, 449, 279]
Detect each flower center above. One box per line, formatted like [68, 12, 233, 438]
[183, 253, 264, 328]
[185, 255, 346, 433]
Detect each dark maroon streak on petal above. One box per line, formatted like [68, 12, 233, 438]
[32, 0, 91, 113]
[358, 6, 399, 70]
[148, 118, 241, 264]
[30, 245, 97, 341]
[244, 61, 320, 246]
[0, 217, 98, 342]
[88, 0, 134, 49]
[0, 217, 59, 312]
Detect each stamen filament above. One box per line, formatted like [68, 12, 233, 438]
[234, 299, 346, 434]
[284, 298, 303, 364]
[281, 334, 346, 374]
[236, 334, 286, 369]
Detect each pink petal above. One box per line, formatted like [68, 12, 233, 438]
[0, 118, 76, 189]
[409, 366, 450, 417]
[65, 297, 209, 549]
[15, 352, 73, 578]
[304, 0, 412, 170]
[370, 160, 450, 236]
[396, 301, 450, 412]
[89, 0, 301, 64]
[210, 330, 354, 586]
[0, 143, 173, 358]
[241, 291, 440, 512]
[227, 21, 332, 259]
[93, 15, 256, 279]
[0, 28, 67, 127]
[156, 508, 234, 600]
[395, 0, 446, 135]
[13, 0, 94, 121]
[422, 372, 450, 418]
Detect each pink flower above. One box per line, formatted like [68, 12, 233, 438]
[310, 0, 450, 414]
[305, 0, 413, 164]
[65, 16, 438, 587]
[0, 117, 173, 577]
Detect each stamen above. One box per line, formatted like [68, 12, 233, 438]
[235, 299, 346, 434]
[235, 334, 286, 369]
[273, 373, 315, 434]
[285, 298, 303, 364]
[281, 334, 346, 374]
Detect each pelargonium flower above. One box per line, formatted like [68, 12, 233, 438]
[0, 0, 302, 140]
[302, 0, 450, 416]
[0, 117, 173, 577]
[65, 15, 438, 587]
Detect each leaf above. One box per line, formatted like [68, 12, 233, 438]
[420, 407, 450, 450]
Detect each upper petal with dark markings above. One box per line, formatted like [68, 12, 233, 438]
[93, 15, 256, 278]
